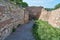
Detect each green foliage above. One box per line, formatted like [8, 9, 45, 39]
[17, 24, 21, 27]
[10, 0, 22, 2]
[10, 0, 28, 7]
[10, 0, 14, 1]
[33, 20, 60, 40]
[45, 3, 60, 11]
[12, 28, 16, 32]
[21, 2, 28, 7]
[55, 3, 60, 9]
[45, 8, 54, 11]
[16, 0, 22, 5]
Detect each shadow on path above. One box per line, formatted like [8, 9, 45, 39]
[4, 20, 35, 40]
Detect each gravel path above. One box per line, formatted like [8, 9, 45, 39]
[4, 20, 35, 40]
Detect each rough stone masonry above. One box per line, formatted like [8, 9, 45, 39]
[25, 6, 60, 28]
[0, 0, 29, 40]
[39, 8, 60, 28]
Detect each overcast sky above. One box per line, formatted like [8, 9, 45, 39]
[23, 0, 60, 8]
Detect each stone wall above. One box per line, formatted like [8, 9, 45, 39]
[26, 6, 43, 19]
[48, 8, 60, 28]
[39, 8, 51, 21]
[0, 1, 29, 40]
[0, 18, 14, 40]
[39, 8, 60, 28]
[25, 6, 60, 28]
[24, 8, 29, 23]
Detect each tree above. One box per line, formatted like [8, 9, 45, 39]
[45, 8, 54, 11]
[21, 2, 28, 7]
[10, 0, 28, 7]
[55, 3, 60, 9]
[10, 0, 22, 2]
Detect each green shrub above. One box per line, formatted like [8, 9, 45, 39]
[12, 24, 21, 32]
[33, 20, 60, 40]
[12, 28, 16, 32]
[17, 24, 21, 27]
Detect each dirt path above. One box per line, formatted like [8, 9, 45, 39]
[4, 20, 35, 40]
